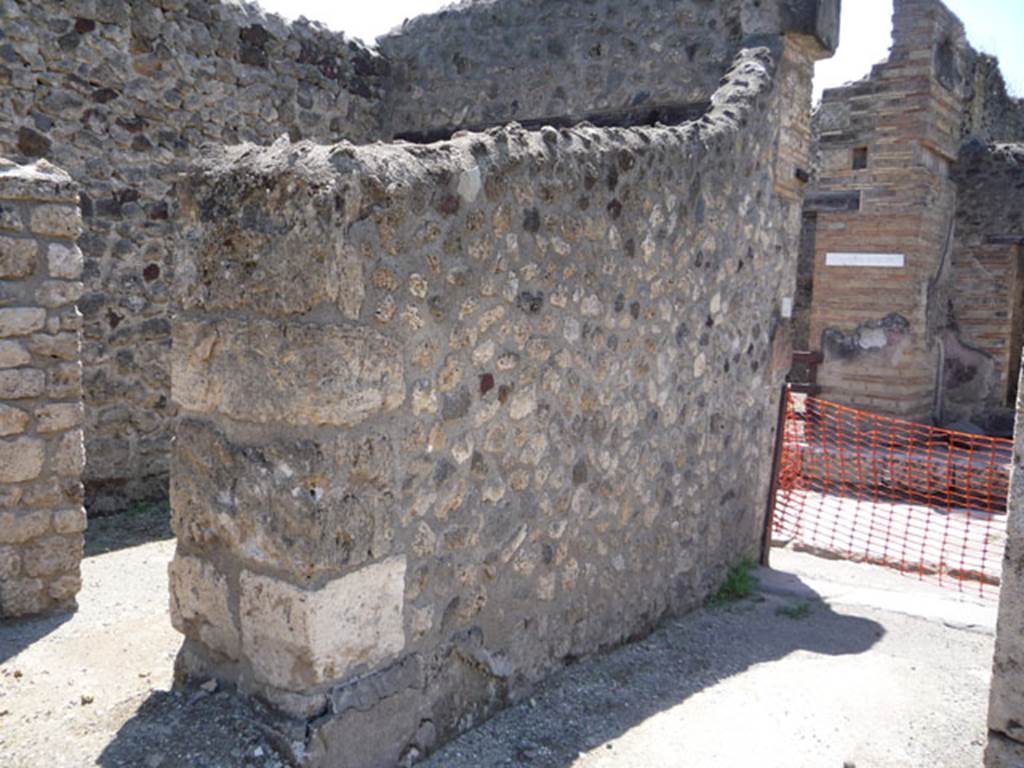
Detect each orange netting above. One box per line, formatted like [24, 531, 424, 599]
[771, 390, 1011, 599]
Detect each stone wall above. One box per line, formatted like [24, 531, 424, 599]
[0, 0, 389, 513]
[803, 0, 967, 421]
[0, 0, 839, 516]
[167, 21, 831, 763]
[965, 54, 1024, 144]
[945, 143, 1024, 422]
[986, 366, 1024, 766]
[796, 0, 1024, 425]
[0, 158, 86, 618]
[380, 0, 839, 140]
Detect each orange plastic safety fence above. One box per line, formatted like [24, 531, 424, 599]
[772, 390, 1011, 599]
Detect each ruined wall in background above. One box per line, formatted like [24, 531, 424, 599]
[986, 367, 1024, 766]
[380, 0, 839, 139]
[945, 143, 1024, 423]
[798, 0, 1024, 426]
[167, 31, 826, 764]
[0, 158, 86, 618]
[964, 54, 1024, 144]
[0, 0, 389, 513]
[802, 0, 968, 421]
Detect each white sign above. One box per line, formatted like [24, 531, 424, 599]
[825, 252, 905, 268]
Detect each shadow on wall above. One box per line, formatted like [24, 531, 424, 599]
[93, 574, 883, 768]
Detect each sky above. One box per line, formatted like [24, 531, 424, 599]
[254, 0, 1024, 101]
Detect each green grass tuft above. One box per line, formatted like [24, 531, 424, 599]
[706, 559, 758, 607]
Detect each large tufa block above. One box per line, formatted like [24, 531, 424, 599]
[172, 320, 405, 427]
[238, 556, 407, 691]
[172, 420, 397, 580]
[169, 555, 241, 661]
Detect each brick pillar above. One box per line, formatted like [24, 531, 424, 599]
[0, 158, 86, 618]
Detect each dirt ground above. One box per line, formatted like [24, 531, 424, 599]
[0, 505, 283, 768]
[0, 509, 998, 767]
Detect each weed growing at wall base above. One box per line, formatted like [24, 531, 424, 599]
[706, 560, 759, 607]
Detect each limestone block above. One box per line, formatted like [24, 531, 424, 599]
[52, 507, 87, 534]
[47, 362, 82, 399]
[0, 575, 47, 616]
[28, 205, 82, 239]
[0, 369, 45, 399]
[0, 340, 31, 368]
[47, 243, 83, 279]
[34, 402, 83, 433]
[0, 437, 45, 482]
[239, 556, 407, 690]
[30, 332, 81, 364]
[22, 478, 69, 508]
[48, 572, 82, 603]
[0, 236, 37, 278]
[168, 555, 241, 660]
[172, 420, 395, 578]
[173, 319, 405, 426]
[35, 280, 84, 309]
[986, 731, 1024, 768]
[0, 545, 20, 579]
[0, 203, 20, 232]
[0, 308, 46, 338]
[21, 534, 82, 577]
[0, 509, 51, 545]
[0, 404, 30, 437]
[53, 429, 85, 477]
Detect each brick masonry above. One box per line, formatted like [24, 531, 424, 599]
[797, 0, 1024, 426]
[0, 157, 86, 618]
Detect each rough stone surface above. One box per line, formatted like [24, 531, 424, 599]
[172, 320, 404, 427]
[238, 557, 407, 690]
[0, 158, 86, 618]
[168, 555, 240, 662]
[167, 2, 834, 759]
[1, 0, 841, 517]
[945, 142, 1024, 421]
[381, 0, 837, 138]
[0, 0, 389, 513]
[988, 366, 1024, 762]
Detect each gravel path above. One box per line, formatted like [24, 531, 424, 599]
[423, 549, 995, 768]
[0, 516, 997, 768]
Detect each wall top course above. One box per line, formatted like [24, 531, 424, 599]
[0, 159, 77, 203]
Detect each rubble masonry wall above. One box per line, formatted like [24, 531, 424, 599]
[166, 33, 823, 765]
[0, 0, 389, 512]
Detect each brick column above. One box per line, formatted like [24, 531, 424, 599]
[0, 158, 86, 618]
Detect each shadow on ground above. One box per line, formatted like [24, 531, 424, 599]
[0, 610, 72, 665]
[420, 576, 885, 767]
[85, 499, 173, 558]
[95, 686, 288, 768]
[93, 573, 883, 768]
